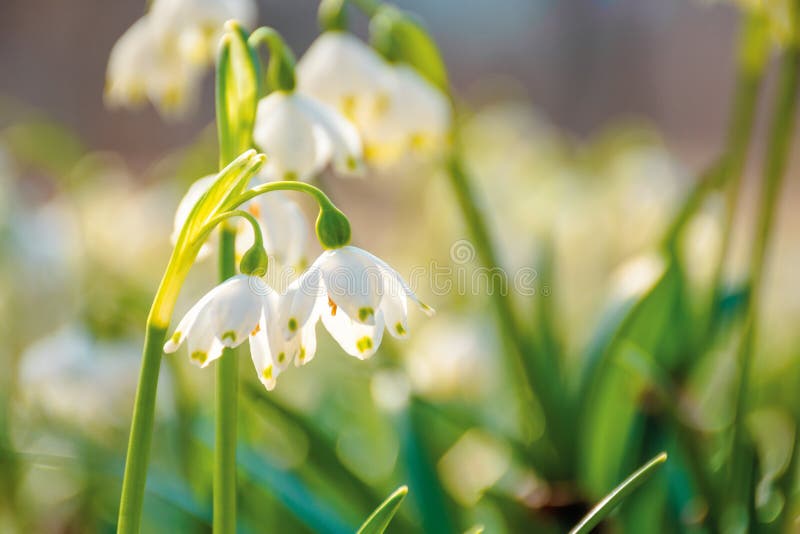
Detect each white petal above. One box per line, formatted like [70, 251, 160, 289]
[249, 305, 283, 390]
[297, 32, 389, 109]
[277, 266, 324, 340]
[164, 288, 216, 353]
[105, 17, 155, 108]
[295, 319, 318, 367]
[348, 246, 434, 316]
[319, 247, 382, 325]
[296, 94, 363, 175]
[253, 92, 325, 181]
[321, 306, 385, 359]
[207, 274, 267, 348]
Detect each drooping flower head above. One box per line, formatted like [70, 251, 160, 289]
[253, 91, 363, 181]
[164, 274, 267, 368]
[105, 0, 256, 118]
[297, 31, 451, 168]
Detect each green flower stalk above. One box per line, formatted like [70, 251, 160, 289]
[728, 1, 800, 527]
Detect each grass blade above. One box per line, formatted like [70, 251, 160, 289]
[570, 452, 667, 534]
[357, 485, 409, 534]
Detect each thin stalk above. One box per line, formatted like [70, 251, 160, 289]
[214, 228, 239, 534]
[708, 11, 769, 331]
[117, 323, 169, 533]
[446, 152, 567, 472]
[729, 9, 800, 524]
[118, 250, 187, 533]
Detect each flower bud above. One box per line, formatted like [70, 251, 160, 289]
[319, 0, 348, 32]
[240, 243, 269, 276]
[316, 206, 351, 249]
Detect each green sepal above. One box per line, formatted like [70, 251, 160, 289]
[369, 5, 448, 91]
[240, 243, 269, 276]
[319, 0, 348, 32]
[316, 206, 352, 249]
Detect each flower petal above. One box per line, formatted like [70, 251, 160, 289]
[321, 306, 384, 359]
[319, 247, 383, 325]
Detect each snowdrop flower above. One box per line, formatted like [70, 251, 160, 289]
[164, 274, 266, 367]
[297, 32, 451, 167]
[106, 16, 203, 117]
[171, 176, 309, 269]
[298, 246, 434, 359]
[149, 0, 256, 65]
[105, 0, 256, 117]
[253, 91, 363, 181]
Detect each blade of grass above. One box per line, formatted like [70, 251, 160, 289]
[357, 485, 409, 534]
[569, 452, 668, 534]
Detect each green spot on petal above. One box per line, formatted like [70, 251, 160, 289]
[358, 307, 374, 322]
[191, 351, 207, 365]
[298, 346, 306, 362]
[395, 322, 406, 335]
[356, 336, 373, 353]
[262, 366, 273, 380]
[170, 331, 181, 344]
[222, 330, 236, 343]
[284, 171, 298, 181]
[277, 352, 286, 363]
[288, 318, 298, 332]
[346, 155, 358, 170]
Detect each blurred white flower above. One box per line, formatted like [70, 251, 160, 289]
[405, 315, 494, 400]
[171, 176, 310, 270]
[105, 15, 203, 118]
[253, 91, 363, 181]
[297, 32, 451, 168]
[105, 0, 256, 118]
[164, 273, 266, 368]
[18, 325, 157, 430]
[150, 0, 256, 65]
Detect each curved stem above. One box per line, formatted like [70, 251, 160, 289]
[227, 180, 338, 212]
[191, 209, 263, 250]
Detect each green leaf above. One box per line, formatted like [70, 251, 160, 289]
[569, 452, 668, 534]
[357, 485, 409, 534]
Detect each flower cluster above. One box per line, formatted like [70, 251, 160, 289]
[107, 2, 448, 392]
[105, 0, 256, 117]
[164, 246, 433, 390]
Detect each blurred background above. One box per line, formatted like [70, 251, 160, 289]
[1, 0, 800, 532]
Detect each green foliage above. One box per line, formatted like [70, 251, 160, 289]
[357, 485, 408, 534]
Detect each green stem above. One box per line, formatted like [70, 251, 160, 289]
[117, 245, 189, 533]
[708, 11, 770, 329]
[729, 8, 800, 524]
[117, 322, 169, 533]
[214, 227, 239, 534]
[446, 152, 566, 473]
[228, 180, 337, 212]
[350, 0, 380, 17]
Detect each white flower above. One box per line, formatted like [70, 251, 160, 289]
[105, 15, 203, 117]
[302, 245, 433, 360]
[297, 32, 451, 167]
[105, 0, 257, 118]
[358, 64, 452, 166]
[171, 176, 309, 269]
[150, 0, 257, 65]
[253, 91, 363, 181]
[164, 274, 266, 367]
